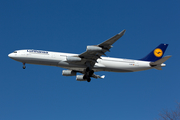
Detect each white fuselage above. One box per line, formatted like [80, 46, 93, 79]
[8, 49, 153, 72]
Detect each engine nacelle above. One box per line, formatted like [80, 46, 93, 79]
[86, 46, 102, 51]
[62, 70, 76, 76]
[76, 75, 87, 81]
[66, 56, 81, 62]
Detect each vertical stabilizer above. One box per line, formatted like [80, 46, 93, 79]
[140, 44, 168, 62]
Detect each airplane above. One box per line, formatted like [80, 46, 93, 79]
[8, 30, 171, 82]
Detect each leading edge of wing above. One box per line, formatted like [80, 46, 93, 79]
[98, 29, 126, 47]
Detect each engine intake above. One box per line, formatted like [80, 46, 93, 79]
[62, 70, 76, 76]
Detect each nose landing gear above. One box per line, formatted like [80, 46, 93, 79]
[23, 63, 26, 69]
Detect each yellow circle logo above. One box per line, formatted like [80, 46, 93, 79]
[154, 48, 163, 57]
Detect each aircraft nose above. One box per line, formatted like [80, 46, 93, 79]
[8, 53, 13, 58]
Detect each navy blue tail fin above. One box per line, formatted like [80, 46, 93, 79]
[140, 44, 168, 62]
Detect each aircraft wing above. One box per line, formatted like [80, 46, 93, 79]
[79, 30, 126, 64]
[98, 29, 126, 47]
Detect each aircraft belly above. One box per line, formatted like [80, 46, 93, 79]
[58, 61, 87, 71]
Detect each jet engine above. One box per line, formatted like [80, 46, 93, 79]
[62, 70, 76, 76]
[76, 75, 87, 81]
[66, 56, 81, 62]
[86, 46, 102, 51]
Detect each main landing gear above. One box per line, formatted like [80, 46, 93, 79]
[85, 67, 94, 82]
[22, 63, 26, 69]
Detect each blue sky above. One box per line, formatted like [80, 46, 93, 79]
[0, 0, 180, 120]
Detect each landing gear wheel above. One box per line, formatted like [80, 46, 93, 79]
[87, 78, 91, 82]
[23, 66, 26, 69]
[22, 63, 26, 69]
[86, 67, 90, 72]
[89, 70, 94, 76]
[85, 68, 94, 76]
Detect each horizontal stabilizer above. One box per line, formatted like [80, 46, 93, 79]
[150, 55, 172, 65]
[154, 66, 162, 70]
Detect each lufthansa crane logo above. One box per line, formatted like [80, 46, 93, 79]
[154, 48, 163, 57]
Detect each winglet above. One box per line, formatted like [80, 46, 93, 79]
[118, 29, 126, 35]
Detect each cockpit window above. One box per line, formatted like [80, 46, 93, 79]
[13, 51, 17, 53]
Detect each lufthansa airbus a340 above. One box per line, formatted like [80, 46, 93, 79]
[8, 30, 171, 82]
